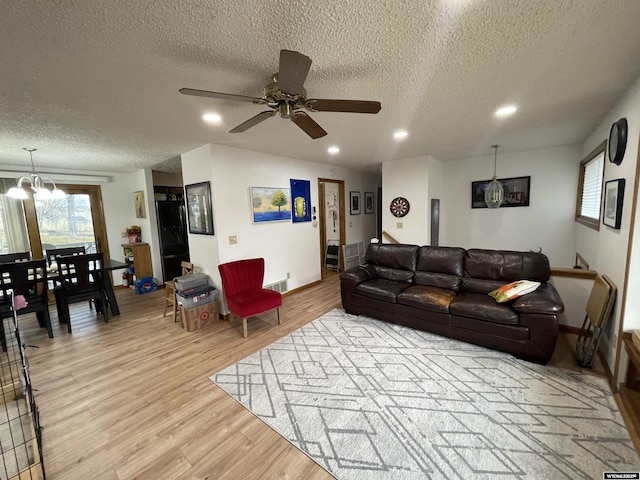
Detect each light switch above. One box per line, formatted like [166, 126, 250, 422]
[229, 235, 237, 244]
[397, 222, 403, 229]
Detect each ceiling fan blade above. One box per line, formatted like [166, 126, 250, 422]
[278, 50, 312, 95]
[179, 88, 265, 104]
[292, 112, 327, 139]
[305, 99, 381, 114]
[229, 110, 276, 133]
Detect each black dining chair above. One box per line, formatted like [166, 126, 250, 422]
[0, 251, 31, 264]
[54, 252, 108, 333]
[0, 258, 53, 351]
[46, 246, 85, 267]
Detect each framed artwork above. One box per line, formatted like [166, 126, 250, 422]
[350, 191, 361, 215]
[364, 192, 374, 214]
[290, 179, 311, 223]
[134, 191, 146, 218]
[603, 178, 625, 229]
[471, 176, 531, 209]
[251, 186, 292, 223]
[186, 181, 214, 235]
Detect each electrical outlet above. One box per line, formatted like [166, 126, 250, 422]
[397, 222, 403, 229]
[287, 272, 291, 279]
[229, 235, 237, 244]
[121, 232, 127, 238]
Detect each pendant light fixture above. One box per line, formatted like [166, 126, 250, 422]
[6, 148, 66, 200]
[484, 144, 504, 208]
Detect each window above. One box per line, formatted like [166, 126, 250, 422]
[576, 141, 606, 230]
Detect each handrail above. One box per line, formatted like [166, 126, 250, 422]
[550, 267, 598, 279]
[382, 231, 400, 244]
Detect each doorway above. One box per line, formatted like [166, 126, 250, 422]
[318, 178, 346, 275]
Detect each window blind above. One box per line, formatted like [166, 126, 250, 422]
[580, 151, 604, 220]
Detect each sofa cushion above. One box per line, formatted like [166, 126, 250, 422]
[414, 271, 461, 290]
[365, 243, 418, 271]
[416, 246, 465, 276]
[374, 266, 414, 283]
[464, 249, 551, 283]
[355, 279, 410, 303]
[461, 278, 508, 295]
[449, 292, 519, 325]
[397, 285, 456, 314]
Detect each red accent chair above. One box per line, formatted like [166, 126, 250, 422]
[218, 258, 282, 338]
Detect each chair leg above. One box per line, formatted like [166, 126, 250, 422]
[242, 317, 248, 338]
[277, 308, 281, 325]
[173, 295, 179, 323]
[42, 307, 53, 339]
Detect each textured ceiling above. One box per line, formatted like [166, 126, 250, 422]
[1, 0, 640, 175]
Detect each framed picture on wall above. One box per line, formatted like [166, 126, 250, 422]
[251, 186, 292, 223]
[603, 178, 625, 229]
[471, 176, 531, 208]
[186, 181, 214, 235]
[364, 192, 374, 214]
[350, 191, 361, 215]
[134, 191, 146, 218]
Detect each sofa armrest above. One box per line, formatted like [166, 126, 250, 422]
[339, 264, 377, 285]
[512, 283, 565, 315]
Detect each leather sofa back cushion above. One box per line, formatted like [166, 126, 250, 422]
[414, 271, 461, 290]
[416, 246, 465, 276]
[464, 249, 551, 283]
[373, 266, 414, 283]
[461, 278, 509, 294]
[365, 244, 418, 271]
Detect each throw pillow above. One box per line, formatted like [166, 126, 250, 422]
[488, 280, 541, 303]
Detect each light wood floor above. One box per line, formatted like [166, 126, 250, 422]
[16, 276, 610, 479]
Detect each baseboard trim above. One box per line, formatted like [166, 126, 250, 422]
[283, 279, 323, 297]
[558, 324, 589, 336]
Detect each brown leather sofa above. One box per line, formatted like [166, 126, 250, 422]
[339, 243, 564, 364]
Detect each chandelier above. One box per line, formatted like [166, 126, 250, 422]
[6, 148, 66, 200]
[484, 144, 504, 208]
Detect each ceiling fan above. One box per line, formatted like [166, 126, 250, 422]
[179, 49, 382, 139]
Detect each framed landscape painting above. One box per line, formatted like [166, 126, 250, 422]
[471, 176, 531, 208]
[251, 186, 292, 223]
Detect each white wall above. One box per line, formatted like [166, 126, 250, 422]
[181, 144, 379, 313]
[152, 171, 183, 187]
[101, 170, 155, 284]
[381, 156, 433, 245]
[577, 74, 640, 374]
[441, 145, 581, 266]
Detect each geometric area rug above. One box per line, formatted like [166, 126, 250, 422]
[210, 309, 640, 479]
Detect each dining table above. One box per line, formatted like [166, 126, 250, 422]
[101, 258, 128, 316]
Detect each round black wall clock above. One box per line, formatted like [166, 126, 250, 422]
[608, 117, 628, 165]
[390, 197, 410, 217]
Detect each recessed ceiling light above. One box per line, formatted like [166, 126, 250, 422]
[495, 105, 517, 117]
[202, 113, 221, 123]
[328, 146, 340, 155]
[394, 131, 408, 140]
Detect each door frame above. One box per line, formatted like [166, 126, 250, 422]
[318, 178, 346, 272]
[23, 184, 111, 262]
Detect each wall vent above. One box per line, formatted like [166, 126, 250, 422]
[264, 279, 288, 294]
[343, 241, 366, 270]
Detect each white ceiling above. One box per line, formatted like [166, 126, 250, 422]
[1, 0, 640, 175]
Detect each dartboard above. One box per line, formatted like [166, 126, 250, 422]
[390, 197, 410, 217]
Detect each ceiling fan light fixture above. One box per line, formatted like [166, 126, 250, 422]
[394, 130, 408, 140]
[484, 144, 504, 208]
[5, 148, 66, 200]
[495, 105, 517, 117]
[327, 146, 340, 155]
